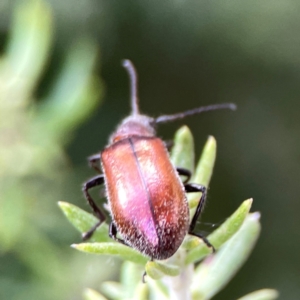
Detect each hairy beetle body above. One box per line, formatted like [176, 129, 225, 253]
[81, 59, 235, 261]
[102, 136, 189, 259]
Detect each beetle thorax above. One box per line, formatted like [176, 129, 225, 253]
[110, 114, 156, 143]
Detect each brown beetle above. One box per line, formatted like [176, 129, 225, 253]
[82, 60, 235, 260]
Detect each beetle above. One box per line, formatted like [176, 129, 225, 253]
[82, 59, 236, 260]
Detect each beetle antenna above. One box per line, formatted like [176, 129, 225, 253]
[155, 103, 237, 124]
[122, 59, 140, 116]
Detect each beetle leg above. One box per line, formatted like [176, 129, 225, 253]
[188, 231, 215, 252]
[109, 223, 153, 283]
[109, 222, 152, 283]
[185, 183, 207, 230]
[176, 167, 192, 183]
[142, 271, 147, 283]
[82, 175, 106, 240]
[185, 183, 215, 252]
[109, 222, 130, 247]
[82, 220, 103, 241]
[88, 153, 102, 173]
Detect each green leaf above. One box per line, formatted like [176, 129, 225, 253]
[5, 0, 53, 96]
[185, 199, 253, 264]
[100, 263, 148, 299]
[189, 136, 216, 209]
[237, 289, 279, 300]
[35, 38, 102, 143]
[100, 282, 123, 300]
[119, 261, 146, 299]
[208, 199, 253, 249]
[131, 283, 149, 300]
[83, 288, 108, 300]
[171, 126, 195, 172]
[145, 261, 180, 280]
[0, 180, 26, 252]
[72, 243, 148, 265]
[58, 201, 110, 242]
[191, 213, 261, 300]
[184, 242, 212, 266]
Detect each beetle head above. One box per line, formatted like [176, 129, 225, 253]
[110, 114, 156, 143]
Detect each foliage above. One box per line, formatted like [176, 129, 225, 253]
[61, 126, 278, 300]
[0, 0, 102, 299]
[0, 1, 280, 299]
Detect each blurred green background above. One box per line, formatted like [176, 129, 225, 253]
[0, 0, 299, 299]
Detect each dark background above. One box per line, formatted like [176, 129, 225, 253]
[1, 0, 300, 299]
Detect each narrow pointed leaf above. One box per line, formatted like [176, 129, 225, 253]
[35, 39, 102, 142]
[120, 262, 149, 300]
[208, 199, 253, 249]
[189, 136, 216, 209]
[185, 199, 253, 264]
[58, 201, 110, 242]
[191, 213, 261, 299]
[145, 261, 180, 280]
[100, 282, 123, 300]
[182, 234, 204, 250]
[171, 126, 195, 172]
[120, 262, 144, 298]
[185, 244, 212, 265]
[132, 283, 149, 300]
[237, 289, 279, 300]
[72, 243, 148, 265]
[5, 0, 53, 95]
